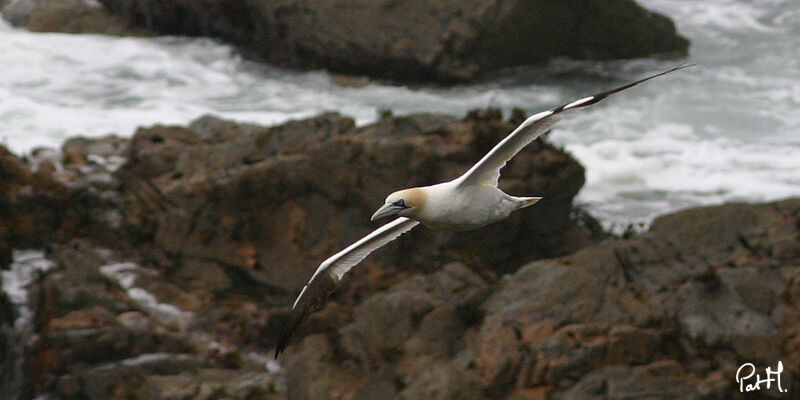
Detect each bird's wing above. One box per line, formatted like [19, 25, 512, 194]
[458, 64, 694, 187]
[275, 216, 420, 357]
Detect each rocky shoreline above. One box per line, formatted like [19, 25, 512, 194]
[1, 0, 689, 83]
[0, 110, 798, 399]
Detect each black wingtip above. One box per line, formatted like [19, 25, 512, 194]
[274, 324, 293, 359]
[273, 273, 339, 359]
[553, 62, 696, 113]
[591, 62, 696, 100]
[274, 335, 284, 358]
[274, 311, 300, 359]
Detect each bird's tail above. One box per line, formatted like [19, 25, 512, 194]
[519, 197, 542, 208]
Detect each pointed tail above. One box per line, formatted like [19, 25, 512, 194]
[519, 197, 542, 208]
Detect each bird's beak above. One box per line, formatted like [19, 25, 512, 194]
[371, 203, 399, 221]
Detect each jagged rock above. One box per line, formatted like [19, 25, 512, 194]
[114, 111, 592, 301]
[5, 0, 690, 82]
[9, 110, 799, 400]
[284, 198, 800, 399]
[6, 109, 589, 398]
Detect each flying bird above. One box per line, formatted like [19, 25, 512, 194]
[274, 64, 693, 357]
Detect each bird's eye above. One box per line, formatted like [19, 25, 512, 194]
[392, 199, 407, 208]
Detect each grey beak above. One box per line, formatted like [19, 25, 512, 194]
[371, 203, 398, 221]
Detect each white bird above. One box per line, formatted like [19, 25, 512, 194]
[274, 64, 693, 357]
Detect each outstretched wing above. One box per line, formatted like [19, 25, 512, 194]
[458, 64, 694, 187]
[274, 216, 420, 357]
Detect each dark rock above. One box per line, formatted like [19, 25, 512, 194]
[283, 198, 800, 399]
[339, 262, 489, 363]
[10, 108, 800, 400]
[145, 369, 281, 400]
[21, 241, 286, 399]
[287, 262, 490, 400]
[114, 112, 592, 302]
[0, 142, 125, 252]
[553, 361, 700, 400]
[85, 0, 689, 83]
[105, 111, 593, 372]
[24, 245, 198, 396]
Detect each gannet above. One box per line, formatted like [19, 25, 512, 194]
[274, 64, 693, 357]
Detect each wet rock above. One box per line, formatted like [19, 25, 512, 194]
[87, 0, 689, 83]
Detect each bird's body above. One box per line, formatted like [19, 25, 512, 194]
[408, 181, 537, 231]
[274, 64, 693, 357]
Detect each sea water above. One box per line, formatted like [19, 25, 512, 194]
[1, 0, 798, 229]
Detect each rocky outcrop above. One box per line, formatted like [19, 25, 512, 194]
[286, 198, 800, 399]
[2, 110, 595, 399]
[3, 0, 689, 82]
[23, 241, 282, 399]
[0, 137, 140, 399]
[0, 140, 127, 256]
[113, 111, 592, 298]
[5, 110, 798, 399]
[99, 0, 689, 82]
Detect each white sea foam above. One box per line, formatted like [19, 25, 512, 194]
[2, 0, 800, 228]
[99, 262, 193, 331]
[244, 352, 283, 374]
[1, 250, 55, 331]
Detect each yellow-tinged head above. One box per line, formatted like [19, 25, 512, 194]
[371, 188, 427, 221]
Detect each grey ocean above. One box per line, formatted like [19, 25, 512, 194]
[1, 0, 798, 229]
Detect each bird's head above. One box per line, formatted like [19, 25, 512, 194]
[371, 188, 426, 221]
